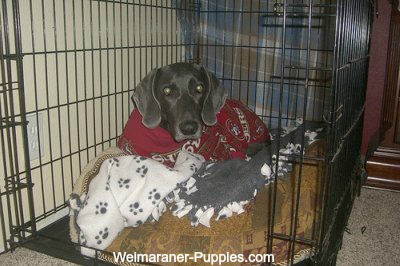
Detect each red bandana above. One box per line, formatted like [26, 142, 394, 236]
[118, 99, 269, 166]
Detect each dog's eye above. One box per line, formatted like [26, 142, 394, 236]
[163, 87, 172, 96]
[195, 85, 204, 93]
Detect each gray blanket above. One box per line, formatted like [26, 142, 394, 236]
[168, 122, 324, 227]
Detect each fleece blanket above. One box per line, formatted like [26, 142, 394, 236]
[69, 150, 204, 254]
[164, 121, 324, 227]
[168, 146, 273, 227]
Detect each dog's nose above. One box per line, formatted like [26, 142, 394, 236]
[179, 121, 199, 135]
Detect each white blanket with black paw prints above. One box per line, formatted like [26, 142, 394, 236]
[69, 150, 204, 256]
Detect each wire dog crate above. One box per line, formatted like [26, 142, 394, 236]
[1, 0, 372, 265]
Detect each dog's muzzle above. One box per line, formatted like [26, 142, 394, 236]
[179, 120, 199, 136]
[173, 120, 202, 142]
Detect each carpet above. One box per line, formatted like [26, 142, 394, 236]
[336, 187, 400, 266]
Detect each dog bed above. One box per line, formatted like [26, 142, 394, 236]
[69, 129, 324, 265]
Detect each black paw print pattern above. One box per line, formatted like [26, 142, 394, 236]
[147, 188, 161, 205]
[83, 196, 90, 208]
[135, 156, 147, 163]
[129, 201, 143, 215]
[80, 233, 87, 246]
[94, 227, 109, 245]
[189, 163, 198, 172]
[108, 157, 120, 167]
[136, 165, 148, 177]
[118, 178, 131, 189]
[105, 179, 110, 191]
[95, 202, 108, 215]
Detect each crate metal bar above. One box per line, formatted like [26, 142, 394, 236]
[52, 0, 67, 203]
[229, 0, 236, 98]
[113, 0, 118, 152]
[289, 0, 314, 263]
[267, 0, 287, 259]
[252, 0, 263, 113]
[90, 0, 98, 156]
[27, 0, 47, 219]
[0, 187, 7, 251]
[62, 0, 74, 192]
[271, 232, 317, 246]
[1, 0, 23, 247]
[238, 0, 246, 103]
[0, 0, 15, 249]
[18, 43, 197, 57]
[40, 0, 57, 213]
[318, 0, 343, 255]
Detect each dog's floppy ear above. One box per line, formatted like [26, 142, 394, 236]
[201, 67, 227, 126]
[131, 68, 161, 128]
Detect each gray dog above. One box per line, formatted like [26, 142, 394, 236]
[132, 62, 227, 142]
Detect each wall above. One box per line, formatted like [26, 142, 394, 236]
[361, 0, 393, 154]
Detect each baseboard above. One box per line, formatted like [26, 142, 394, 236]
[365, 146, 400, 191]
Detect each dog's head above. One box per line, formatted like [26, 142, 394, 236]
[132, 63, 227, 142]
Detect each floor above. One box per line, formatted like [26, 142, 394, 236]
[336, 187, 400, 266]
[0, 187, 399, 265]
